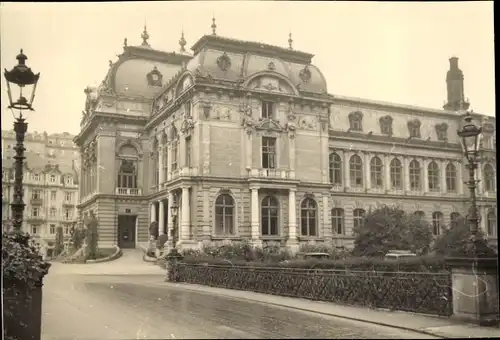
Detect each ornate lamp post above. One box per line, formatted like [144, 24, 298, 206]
[169, 197, 179, 254]
[457, 111, 494, 257]
[3, 49, 40, 232]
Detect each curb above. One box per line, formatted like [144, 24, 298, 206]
[87, 246, 123, 264]
[164, 282, 448, 339]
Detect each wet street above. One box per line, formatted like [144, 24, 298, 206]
[42, 251, 438, 339]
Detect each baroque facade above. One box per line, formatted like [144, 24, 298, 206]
[74, 23, 497, 251]
[2, 137, 80, 246]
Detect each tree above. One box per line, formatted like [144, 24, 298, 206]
[85, 213, 99, 260]
[353, 205, 433, 257]
[433, 216, 496, 257]
[54, 226, 64, 256]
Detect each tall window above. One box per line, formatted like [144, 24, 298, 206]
[215, 194, 235, 235]
[33, 173, 40, 181]
[428, 161, 440, 191]
[171, 128, 179, 171]
[65, 176, 73, 185]
[370, 156, 383, 188]
[261, 196, 279, 236]
[50, 190, 57, 200]
[185, 137, 192, 168]
[390, 158, 402, 189]
[50, 208, 57, 218]
[50, 224, 56, 234]
[409, 160, 421, 190]
[261, 101, 274, 119]
[32, 190, 41, 199]
[65, 192, 73, 202]
[484, 164, 495, 192]
[331, 208, 344, 235]
[353, 209, 366, 229]
[163, 147, 169, 180]
[262, 137, 276, 169]
[49, 174, 56, 183]
[349, 155, 363, 187]
[329, 152, 342, 185]
[432, 211, 443, 236]
[446, 163, 457, 192]
[65, 209, 71, 220]
[31, 225, 38, 234]
[450, 212, 460, 228]
[117, 160, 137, 188]
[487, 209, 496, 237]
[32, 207, 40, 217]
[300, 198, 317, 236]
[414, 211, 425, 220]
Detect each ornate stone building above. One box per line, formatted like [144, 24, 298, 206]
[74, 23, 497, 251]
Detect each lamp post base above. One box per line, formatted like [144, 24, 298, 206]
[165, 248, 184, 282]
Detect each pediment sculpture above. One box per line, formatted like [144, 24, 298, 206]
[180, 118, 195, 135]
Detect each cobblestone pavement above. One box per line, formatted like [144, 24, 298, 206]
[42, 272, 437, 339]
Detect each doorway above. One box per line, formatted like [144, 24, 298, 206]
[118, 215, 136, 249]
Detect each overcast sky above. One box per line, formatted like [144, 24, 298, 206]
[0, 1, 495, 135]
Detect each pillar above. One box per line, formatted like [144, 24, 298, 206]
[289, 134, 295, 172]
[251, 187, 260, 242]
[158, 200, 165, 236]
[403, 157, 410, 192]
[343, 151, 350, 188]
[423, 158, 429, 193]
[150, 202, 157, 223]
[158, 146, 164, 186]
[180, 186, 190, 240]
[166, 143, 172, 181]
[364, 152, 371, 190]
[288, 189, 297, 241]
[246, 133, 252, 169]
[457, 161, 464, 195]
[167, 191, 174, 246]
[441, 159, 447, 193]
[384, 154, 391, 191]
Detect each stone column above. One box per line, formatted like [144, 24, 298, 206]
[403, 157, 410, 192]
[288, 188, 297, 241]
[441, 159, 447, 193]
[384, 154, 391, 191]
[180, 186, 190, 240]
[150, 202, 157, 223]
[343, 151, 350, 188]
[246, 133, 253, 170]
[158, 146, 164, 186]
[166, 143, 172, 182]
[167, 191, 174, 246]
[457, 161, 464, 195]
[251, 187, 260, 243]
[289, 134, 295, 172]
[158, 200, 165, 236]
[423, 158, 429, 193]
[180, 138, 186, 170]
[364, 152, 371, 190]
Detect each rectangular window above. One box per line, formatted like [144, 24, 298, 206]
[50, 191, 57, 200]
[50, 175, 56, 183]
[65, 192, 73, 202]
[64, 225, 70, 235]
[32, 190, 41, 200]
[65, 177, 73, 185]
[64, 209, 71, 220]
[261, 101, 274, 119]
[31, 225, 38, 234]
[32, 208, 40, 217]
[50, 208, 57, 217]
[171, 142, 178, 170]
[185, 137, 192, 168]
[50, 224, 56, 234]
[33, 173, 40, 181]
[262, 137, 277, 169]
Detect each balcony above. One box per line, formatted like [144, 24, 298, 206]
[26, 215, 46, 223]
[249, 168, 294, 180]
[115, 187, 142, 196]
[30, 198, 43, 206]
[170, 167, 199, 180]
[63, 201, 75, 207]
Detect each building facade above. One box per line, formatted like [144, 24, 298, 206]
[2, 131, 80, 246]
[74, 24, 497, 251]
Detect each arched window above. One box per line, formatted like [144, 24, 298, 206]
[450, 212, 460, 228]
[446, 163, 457, 192]
[215, 194, 235, 235]
[370, 156, 383, 188]
[349, 155, 363, 187]
[409, 160, 421, 190]
[487, 209, 496, 237]
[171, 127, 179, 171]
[117, 160, 137, 188]
[484, 164, 495, 192]
[353, 208, 366, 229]
[300, 198, 317, 236]
[414, 211, 425, 220]
[389, 158, 402, 189]
[331, 208, 344, 235]
[261, 196, 279, 236]
[329, 152, 342, 185]
[432, 211, 443, 236]
[428, 161, 440, 191]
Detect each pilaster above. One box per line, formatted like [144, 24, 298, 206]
[158, 200, 165, 236]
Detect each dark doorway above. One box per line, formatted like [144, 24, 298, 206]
[118, 215, 136, 248]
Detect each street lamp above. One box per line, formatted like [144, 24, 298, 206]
[457, 111, 494, 257]
[169, 197, 179, 253]
[3, 49, 40, 231]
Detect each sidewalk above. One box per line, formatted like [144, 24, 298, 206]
[163, 282, 500, 339]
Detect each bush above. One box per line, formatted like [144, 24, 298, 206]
[54, 226, 64, 256]
[353, 205, 433, 257]
[71, 227, 85, 251]
[298, 243, 352, 260]
[157, 234, 169, 249]
[85, 215, 99, 260]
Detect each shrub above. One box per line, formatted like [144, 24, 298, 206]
[54, 226, 64, 256]
[157, 234, 169, 249]
[71, 227, 85, 251]
[149, 221, 159, 240]
[353, 205, 432, 257]
[2, 231, 51, 329]
[85, 215, 99, 260]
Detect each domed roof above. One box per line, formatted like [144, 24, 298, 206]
[187, 35, 328, 94]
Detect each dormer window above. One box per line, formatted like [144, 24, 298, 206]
[348, 111, 363, 132]
[379, 115, 393, 135]
[408, 119, 421, 138]
[435, 123, 448, 141]
[49, 174, 56, 183]
[261, 101, 274, 119]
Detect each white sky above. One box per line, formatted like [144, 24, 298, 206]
[0, 1, 495, 135]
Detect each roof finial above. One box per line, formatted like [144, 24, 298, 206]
[123, 37, 127, 48]
[288, 31, 293, 50]
[211, 15, 217, 36]
[179, 29, 186, 52]
[141, 24, 150, 46]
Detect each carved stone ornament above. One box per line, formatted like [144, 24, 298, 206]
[216, 52, 231, 72]
[147, 66, 163, 87]
[255, 118, 283, 133]
[379, 115, 393, 135]
[299, 65, 312, 83]
[286, 122, 296, 139]
[297, 116, 317, 131]
[180, 118, 195, 135]
[267, 62, 276, 71]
